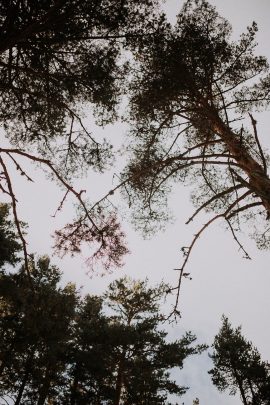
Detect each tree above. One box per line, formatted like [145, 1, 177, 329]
[63, 294, 118, 404]
[119, 0, 270, 306]
[60, 277, 206, 404]
[0, 256, 77, 405]
[0, 203, 21, 268]
[0, 0, 162, 276]
[209, 316, 270, 405]
[1, 256, 205, 404]
[103, 277, 206, 405]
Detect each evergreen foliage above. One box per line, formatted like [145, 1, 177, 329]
[209, 316, 270, 405]
[123, 0, 270, 252]
[0, 203, 21, 268]
[0, 266, 205, 404]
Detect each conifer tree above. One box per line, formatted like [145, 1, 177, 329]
[0, 256, 77, 404]
[0, 0, 162, 274]
[209, 316, 270, 405]
[121, 0, 270, 300]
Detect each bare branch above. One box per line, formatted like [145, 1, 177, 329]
[52, 190, 69, 218]
[6, 152, 34, 182]
[0, 147, 99, 231]
[171, 189, 253, 316]
[225, 219, 251, 259]
[226, 201, 263, 220]
[249, 113, 267, 174]
[186, 184, 244, 224]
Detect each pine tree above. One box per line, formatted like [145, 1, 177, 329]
[121, 0, 270, 292]
[104, 277, 206, 405]
[0, 0, 162, 274]
[209, 316, 270, 405]
[0, 203, 21, 268]
[0, 256, 77, 404]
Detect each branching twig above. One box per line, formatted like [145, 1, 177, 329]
[0, 154, 33, 287]
[0, 147, 99, 231]
[6, 152, 34, 182]
[249, 113, 267, 174]
[170, 189, 254, 316]
[225, 219, 251, 259]
[186, 184, 244, 224]
[52, 190, 69, 218]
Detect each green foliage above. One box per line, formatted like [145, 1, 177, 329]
[0, 256, 77, 404]
[0, 267, 205, 404]
[0, 0, 161, 175]
[101, 277, 206, 405]
[0, 203, 21, 268]
[209, 316, 270, 404]
[122, 0, 270, 248]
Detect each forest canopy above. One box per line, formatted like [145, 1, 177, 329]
[0, 1, 270, 404]
[0, 0, 270, 306]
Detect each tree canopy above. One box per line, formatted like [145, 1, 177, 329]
[0, 0, 163, 276]
[209, 316, 270, 405]
[1, 0, 270, 286]
[117, 0, 270, 302]
[0, 258, 205, 404]
[0, 203, 21, 268]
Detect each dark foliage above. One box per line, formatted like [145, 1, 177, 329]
[0, 0, 162, 275]
[0, 203, 21, 268]
[209, 316, 270, 405]
[0, 267, 205, 404]
[116, 0, 270, 306]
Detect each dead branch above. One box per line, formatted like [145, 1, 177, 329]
[0, 147, 99, 231]
[249, 113, 267, 174]
[6, 152, 34, 182]
[52, 190, 69, 218]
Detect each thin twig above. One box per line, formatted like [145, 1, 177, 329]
[249, 113, 267, 174]
[225, 219, 251, 259]
[186, 184, 244, 224]
[6, 152, 34, 182]
[171, 189, 253, 316]
[52, 190, 69, 217]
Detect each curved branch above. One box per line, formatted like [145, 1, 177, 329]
[186, 184, 244, 224]
[0, 154, 33, 287]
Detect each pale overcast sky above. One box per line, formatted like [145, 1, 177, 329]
[2, 1, 270, 404]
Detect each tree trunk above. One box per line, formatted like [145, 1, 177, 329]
[70, 372, 79, 405]
[14, 350, 34, 405]
[14, 372, 29, 405]
[113, 350, 126, 405]
[247, 378, 259, 405]
[231, 362, 248, 405]
[206, 104, 270, 216]
[37, 367, 52, 405]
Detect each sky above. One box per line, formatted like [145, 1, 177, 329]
[1, 1, 270, 404]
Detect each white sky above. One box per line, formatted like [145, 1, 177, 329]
[1, 1, 270, 404]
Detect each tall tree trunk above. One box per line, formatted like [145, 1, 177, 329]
[230, 362, 248, 405]
[70, 371, 79, 405]
[113, 350, 126, 405]
[206, 104, 270, 216]
[0, 360, 5, 376]
[14, 371, 29, 405]
[14, 352, 34, 405]
[37, 367, 52, 405]
[247, 378, 259, 405]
